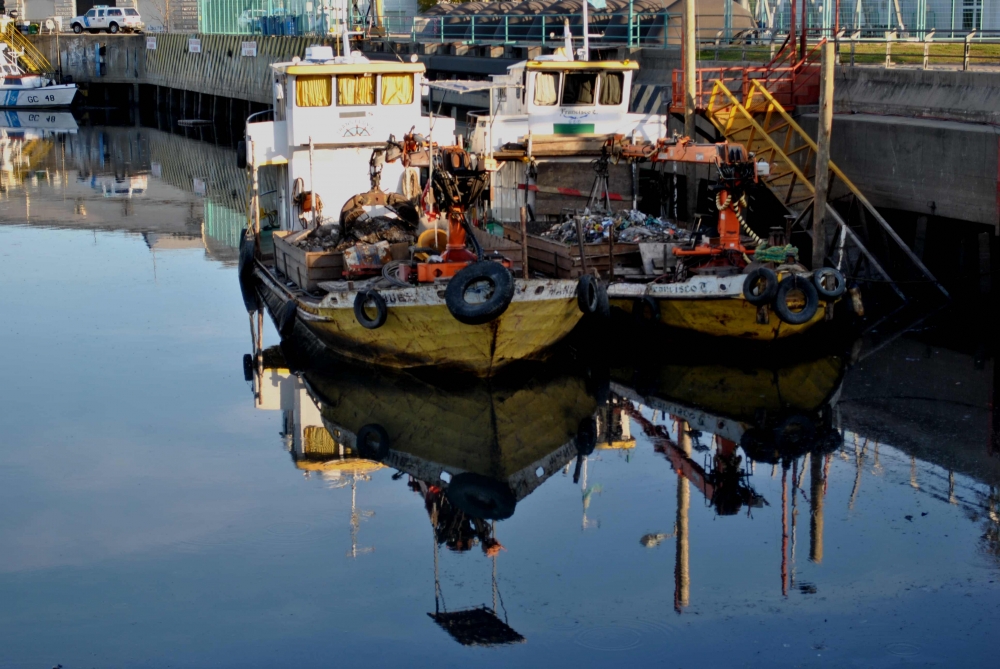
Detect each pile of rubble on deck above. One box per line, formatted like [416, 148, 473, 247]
[539, 209, 690, 245]
[287, 216, 415, 253]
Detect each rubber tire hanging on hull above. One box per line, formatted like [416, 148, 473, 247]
[813, 267, 846, 300]
[356, 424, 391, 461]
[577, 274, 600, 314]
[445, 261, 515, 326]
[354, 290, 388, 329]
[278, 300, 298, 336]
[445, 472, 517, 521]
[743, 267, 779, 306]
[238, 228, 255, 278]
[633, 296, 660, 324]
[236, 140, 247, 170]
[773, 275, 820, 325]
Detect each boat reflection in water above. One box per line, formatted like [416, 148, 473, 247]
[245, 317, 601, 645]
[610, 347, 846, 606]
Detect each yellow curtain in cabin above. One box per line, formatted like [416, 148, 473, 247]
[381, 74, 414, 105]
[295, 75, 332, 107]
[338, 74, 375, 106]
[533, 72, 558, 106]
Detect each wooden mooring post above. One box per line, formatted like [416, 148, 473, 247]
[812, 41, 835, 270]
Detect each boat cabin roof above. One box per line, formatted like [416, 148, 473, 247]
[524, 60, 639, 72]
[277, 61, 425, 76]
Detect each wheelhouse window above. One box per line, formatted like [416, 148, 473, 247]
[533, 72, 558, 106]
[380, 74, 414, 105]
[598, 72, 624, 105]
[295, 75, 332, 107]
[562, 72, 597, 105]
[337, 74, 375, 106]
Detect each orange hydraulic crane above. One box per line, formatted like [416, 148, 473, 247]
[618, 135, 762, 265]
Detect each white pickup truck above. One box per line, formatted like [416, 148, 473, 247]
[70, 5, 144, 34]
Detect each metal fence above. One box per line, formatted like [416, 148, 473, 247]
[195, 0, 1000, 54]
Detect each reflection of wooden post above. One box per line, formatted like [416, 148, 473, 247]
[519, 206, 530, 279]
[675, 420, 691, 612]
[682, 0, 697, 140]
[812, 41, 835, 270]
[809, 449, 825, 563]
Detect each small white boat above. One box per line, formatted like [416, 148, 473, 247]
[0, 43, 77, 109]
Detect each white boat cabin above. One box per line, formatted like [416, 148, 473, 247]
[468, 54, 665, 154]
[245, 45, 455, 231]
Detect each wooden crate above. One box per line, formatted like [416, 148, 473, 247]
[501, 225, 640, 279]
[473, 227, 523, 275]
[273, 230, 344, 291]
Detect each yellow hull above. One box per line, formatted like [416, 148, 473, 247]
[612, 356, 844, 423]
[257, 266, 583, 376]
[611, 296, 826, 340]
[305, 367, 597, 479]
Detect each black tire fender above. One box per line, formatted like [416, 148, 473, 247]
[444, 261, 515, 325]
[743, 267, 778, 306]
[445, 472, 516, 520]
[773, 275, 820, 325]
[354, 290, 388, 329]
[236, 140, 247, 170]
[632, 295, 660, 324]
[278, 300, 298, 337]
[238, 228, 255, 277]
[813, 267, 846, 300]
[575, 417, 597, 456]
[356, 423, 390, 460]
[238, 273, 260, 313]
[577, 274, 600, 314]
[773, 414, 817, 450]
[242, 353, 254, 382]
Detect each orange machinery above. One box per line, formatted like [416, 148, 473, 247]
[386, 136, 509, 283]
[618, 135, 761, 265]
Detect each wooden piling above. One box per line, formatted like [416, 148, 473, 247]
[812, 41, 835, 270]
[682, 0, 697, 140]
[519, 206, 530, 278]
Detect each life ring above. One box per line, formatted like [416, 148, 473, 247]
[773, 275, 819, 325]
[813, 267, 846, 300]
[742, 267, 778, 306]
[278, 300, 298, 336]
[444, 261, 515, 325]
[354, 290, 388, 329]
[632, 295, 660, 324]
[445, 472, 517, 520]
[356, 423, 390, 460]
[577, 274, 600, 315]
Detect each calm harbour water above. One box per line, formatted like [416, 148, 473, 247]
[1, 122, 998, 667]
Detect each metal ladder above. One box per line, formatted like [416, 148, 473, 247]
[2, 22, 52, 74]
[704, 77, 948, 301]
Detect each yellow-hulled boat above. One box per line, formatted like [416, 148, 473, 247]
[302, 358, 597, 494]
[607, 278, 827, 340]
[252, 263, 583, 376]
